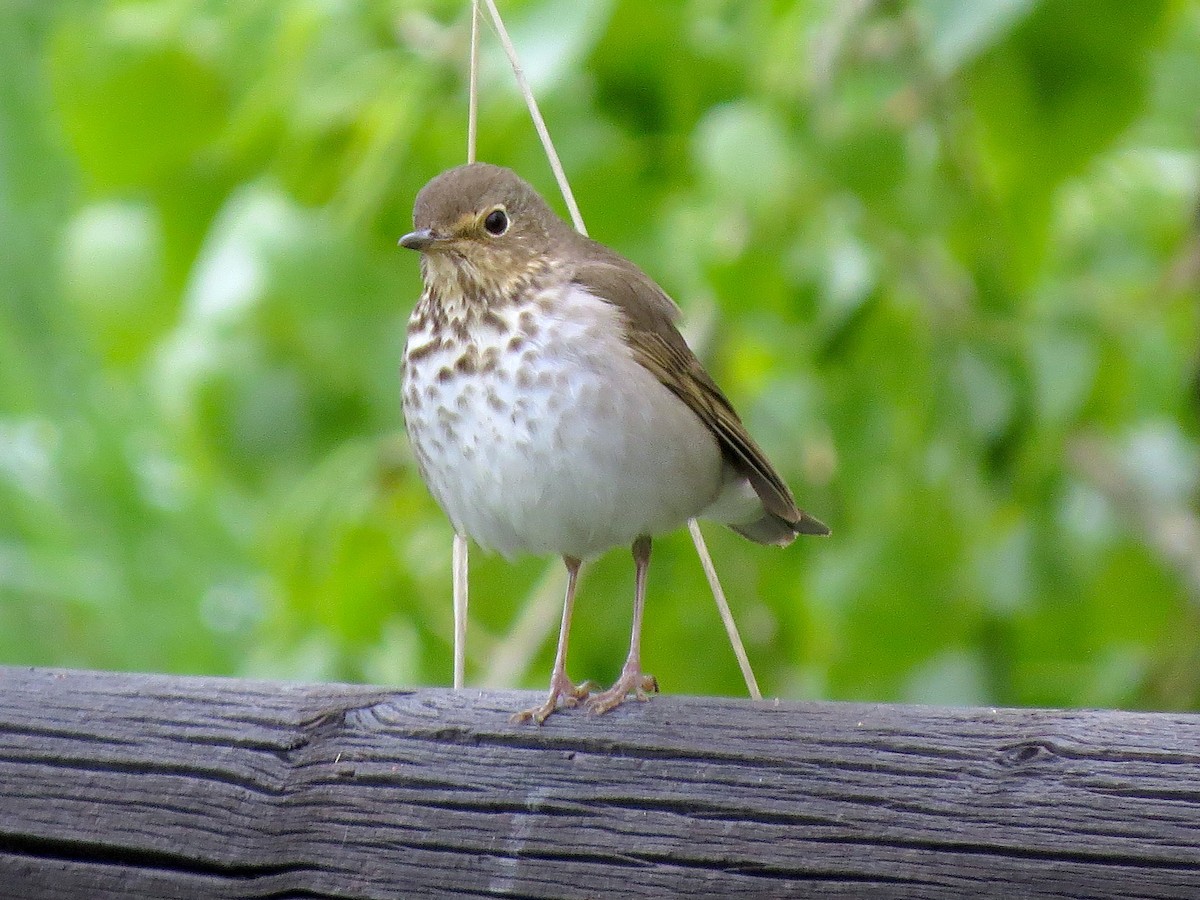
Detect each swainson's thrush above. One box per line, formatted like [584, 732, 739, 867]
[399, 162, 828, 724]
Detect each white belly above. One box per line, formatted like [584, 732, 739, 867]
[402, 285, 724, 560]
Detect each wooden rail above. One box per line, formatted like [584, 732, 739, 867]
[0, 666, 1198, 898]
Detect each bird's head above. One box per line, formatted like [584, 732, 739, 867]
[399, 162, 567, 296]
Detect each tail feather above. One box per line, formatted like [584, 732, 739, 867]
[729, 509, 830, 547]
[704, 468, 829, 546]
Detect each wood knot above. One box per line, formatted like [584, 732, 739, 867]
[997, 739, 1060, 769]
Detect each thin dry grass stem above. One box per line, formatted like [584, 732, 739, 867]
[452, 532, 469, 689]
[480, 0, 587, 236]
[467, 0, 479, 164]
[689, 519, 763, 700]
[451, 0, 481, 691]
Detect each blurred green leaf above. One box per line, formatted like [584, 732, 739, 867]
[964, 0, 1177, 279]
[50, 8, 228, 188]
[915, 0, 1037, 75]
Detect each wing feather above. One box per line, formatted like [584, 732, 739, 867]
[568, 246, 828, 542]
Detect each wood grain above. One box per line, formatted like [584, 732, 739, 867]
[1, 666, 1198, 898]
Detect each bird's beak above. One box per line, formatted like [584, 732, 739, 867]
[398, 229, 441, 251]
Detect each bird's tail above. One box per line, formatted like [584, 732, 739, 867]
[728, 508, 829, 546]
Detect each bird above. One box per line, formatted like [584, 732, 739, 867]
[398, 162, 828, 724]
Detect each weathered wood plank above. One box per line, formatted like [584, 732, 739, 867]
[0, 666, 1197, 899]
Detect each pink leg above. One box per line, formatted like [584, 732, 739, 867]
[512, 556, 592, 724]
[587, 536, 659, 715]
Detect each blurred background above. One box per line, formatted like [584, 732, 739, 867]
[2, 0, 1198, 710]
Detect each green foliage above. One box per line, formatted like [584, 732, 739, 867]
[1, 0, 1197, 710]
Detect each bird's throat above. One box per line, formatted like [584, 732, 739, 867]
[418, 253, 559, 325]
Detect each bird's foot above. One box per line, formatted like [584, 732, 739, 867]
[511, 673, 594, 725]
[586, 665, 658, 716]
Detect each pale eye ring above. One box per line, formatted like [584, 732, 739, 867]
[484, 208, 509, 236]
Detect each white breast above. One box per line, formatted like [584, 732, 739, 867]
[402, 284, 724, 560]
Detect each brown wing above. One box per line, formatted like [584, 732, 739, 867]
[570, 246, 829, 543]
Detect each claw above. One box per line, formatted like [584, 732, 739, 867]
[586, 668, 658, 716]
[511, 676, 593, 725]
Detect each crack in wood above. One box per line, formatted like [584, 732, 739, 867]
[0, 833, 313, 880]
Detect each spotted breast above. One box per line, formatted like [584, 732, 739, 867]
[401, 279, 727, 561]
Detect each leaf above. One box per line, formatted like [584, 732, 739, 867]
[49, 10, 227, 188]
[964, 0, 1177, 279]
[915, 0, 1038, 75]
[692, 101, 797, 212]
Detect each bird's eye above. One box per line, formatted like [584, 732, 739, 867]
[483, 209, 509, 236]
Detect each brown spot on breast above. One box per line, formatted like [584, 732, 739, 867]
[454, 351, 477, 375]
[408, 306, 430, 332]
[516, 369, 532, 390]
[479, 309, 506, 332]
[480, 347, 499, 373]
[507, 335, 525, 353]
[518, 310, 539, 338]
[486, 390, 505, 412]
[437, 366, 454, 383]
[405, 338, 443, 363]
